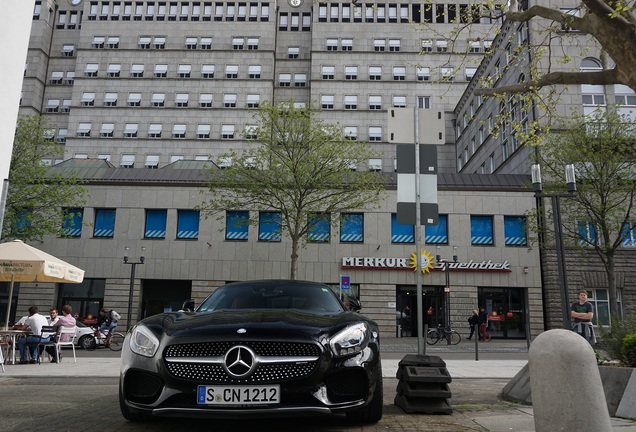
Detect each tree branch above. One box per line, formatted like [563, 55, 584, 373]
[507, 5, 591, 32]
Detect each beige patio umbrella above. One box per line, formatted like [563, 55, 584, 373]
[0, 239, 84, 330]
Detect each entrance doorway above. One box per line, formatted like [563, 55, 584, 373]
[478, 287, 526, 339]
[396, 285, 443, 337]
[141, 279, 192, 319]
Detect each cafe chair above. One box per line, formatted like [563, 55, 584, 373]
[26, 326, 60, 364]
[49, 326, 77, 363]
[0, 338, 8, 372]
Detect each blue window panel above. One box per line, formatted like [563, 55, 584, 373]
[93, 208, 116, 237]
[226, 211, 249, 240]
[391, 213, 414, 243]
[177, 210, 199, 239]
[308, 213, 330, 242]
[340, 213, 363, 242]
[471, 215, 493, 245]
[145, 209, 167, 239]
[621, 222, 636, 246]
[504, 216, 527, 246]
[425, 215, 448, 244]
[63, 208, 83, 237]
[258, 211, 281, 241]
[15, 208, 32, 233]
[578, 221, 597, 245]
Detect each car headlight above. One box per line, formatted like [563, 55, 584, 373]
[329, 323, 369, 357]
[129, 325, 160, 358]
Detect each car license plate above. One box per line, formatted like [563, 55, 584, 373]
[197, 385, 280, 405]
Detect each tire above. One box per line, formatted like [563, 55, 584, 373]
[450, 331, 461, 345]
[108, 333, 125, 351]
[346, 368, 383, 424]
[79, 335, 96, 351]
[426, 329, 439, 345]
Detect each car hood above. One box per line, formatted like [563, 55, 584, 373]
[139, 309, 374, 341]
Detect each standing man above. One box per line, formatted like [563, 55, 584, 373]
[571, 290, 595, 344]
[14, 306, 51, 364]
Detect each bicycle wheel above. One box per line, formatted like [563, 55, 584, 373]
[108, 333, 125, 351]
[80, 334, 97, 351]
[450, 331, 461, 345]
[426, 330, 440, 345]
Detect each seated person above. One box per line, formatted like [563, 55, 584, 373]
[14, 306, 52, 364]
[45, 304, 76, 363]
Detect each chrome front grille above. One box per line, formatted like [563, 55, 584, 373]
[164, 341, 321, 384]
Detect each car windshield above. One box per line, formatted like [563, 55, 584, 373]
[198, 282, 345, 313]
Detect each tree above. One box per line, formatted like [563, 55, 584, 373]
[199, 101, 386, 280]
[534, 108, 636, 318]
[2, 115, 88, 242]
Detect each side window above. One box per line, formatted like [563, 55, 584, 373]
[226, 211, 249, 240]
[471, 215, 494, 245]
[504, 216, 527, 246]
[391, 213, 414, 243]
[93, 208, 116, 238]
[145, 209, 167, 239]
[340, 213, 363, 243]
[177, 210, 199, 239]
[258, 211, 281, 241]
[63, 207, 84, 237]
[425, 214, 448, 244]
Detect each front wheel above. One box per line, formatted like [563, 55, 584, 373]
[79, 334, 96, 351]
[108, 333, 125, 351]
[426, 330, 439, 345]
[450, 331, 461, 345]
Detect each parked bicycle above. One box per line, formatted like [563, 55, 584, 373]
[78, 327, 125, 351]
[426, 324, 461, 345]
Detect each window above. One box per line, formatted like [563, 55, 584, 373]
[344, 126, 357, 140]
[245, 124, 257, 139]
[65, 71, 75, 85]
[326, 38, 338, 51]
[84, 63, 99, 77]
[199, 93, 213, 108]
[177, 210, 200, 239]
[226, 65, 238, 78]
[138, 36, 151, 49]
[100, 123, 114, 138]
[578, 221, 598, 246]
[154, 64, 168, 77]
[345, 66, 358, 80]
[248, 65, 261, 79]
[185, 37, 198, 49]
[77, 122, 91, 137]
[469, 40, 481, 53]
[308, 213, 330, 242]
[368, 126, 382, 142]
[247, 37, 259, 50]
[247, 94, 260, 108]
[279, 73, 291, 86]
[50, 71, 63, 84]
[62, 208, 83, 238]
[178, 64, 192, 78]
[425, 215, 448, 244]
[588, 289, 622, 326]
[175, 93, 189, 107]
[288, 46, 299, 58]
[441, 67, 455, 81]
[466, 67, 477, 81]
[393, 66, 406, 81]
[145, 209, 167, 239]
[107, 63, 121, 77]
[123, 123, 138, 137]
[421, 39, 433, 52]
[417, 96, 431, 109]
[151, 93, 165, 107]
[56, 128, 67, 143]
[61, 44, 75, 57]
[221, 124, 235, 139]
[172, 124, 186, 139]
[392, 95, 407, 108]
[226, 210, 249, 240]
[223, 93, 237, 108]
[279, 12, 288, 29]
[368, 158, 382, 172]
[145, 155, 160, 168]
[148, 123, 163, 138]
[389, 39, 400, 52]
[369, 66, 382, 80]
[341, 38, 352, 51]
[197, 124, 211, 138]
[339, 213, 363, 242]
[321, 94, 334, 109]
[232, 37, 244, 50]
[200, 37, 212, 49]
[294, 73, 306, 87]
[93, 209, 116, 237]
[322, 65, 335, 79]
[127, 93, 141, 107]
[130, 63, 144, 77]
[391, 214, 414, 243]
[621, 221, 636, 246]
[201, 64, 215, 78]
[154, 36, 166, 49]
[46, 99, 60, 112]
[107, 36, 120, 48]
[417, 66, 430, 81]
[436, 39, 448, 52]
[369, 95, 382, 110]
[344, 95, 357, 110]
[471, 215, 494, 245]
[259, 211, 281, 241]
[504, 216, 527, 246]
[92, 36, 105, 48]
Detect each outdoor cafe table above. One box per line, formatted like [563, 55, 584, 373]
[0, 330, 31, 365]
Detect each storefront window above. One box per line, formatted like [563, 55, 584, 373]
[478, 287, 526, 339]
[58, 278, 105, 325]
[587, 288, 622, 326]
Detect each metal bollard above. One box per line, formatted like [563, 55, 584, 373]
[529, 329, 611, 431]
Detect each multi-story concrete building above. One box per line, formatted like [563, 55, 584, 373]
[3, 0, 547, 339]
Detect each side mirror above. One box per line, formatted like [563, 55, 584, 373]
[181, 299, 195, 312]
[347, 298, 362, 312]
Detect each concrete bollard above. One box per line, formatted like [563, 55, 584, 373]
[529, 329, 612, 432]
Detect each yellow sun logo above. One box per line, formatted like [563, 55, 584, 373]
[409, 249, 435, 274]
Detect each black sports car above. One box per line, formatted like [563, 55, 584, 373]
[119, 279, 383, 423]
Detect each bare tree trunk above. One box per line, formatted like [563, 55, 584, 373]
[290, 238, 299, 280]
[606, 253, 619, 318]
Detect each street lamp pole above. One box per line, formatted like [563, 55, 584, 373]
[437, 245, 457, 344]
[123, 246, 145, 329]
[532, 164, 576, 329]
